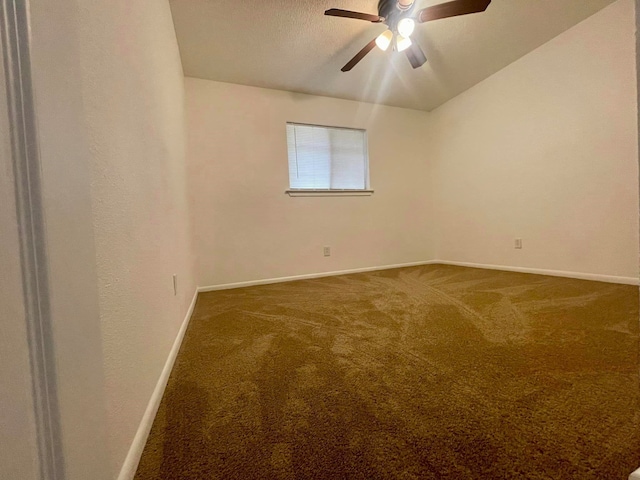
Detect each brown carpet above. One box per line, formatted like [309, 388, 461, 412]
[135, 264, 640, 479]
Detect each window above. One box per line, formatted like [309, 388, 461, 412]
[286, 123, 372, 196]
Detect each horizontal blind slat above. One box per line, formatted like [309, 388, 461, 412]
[286, 123, 368, 190]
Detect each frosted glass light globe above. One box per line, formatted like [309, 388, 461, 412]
[375, 30, 393, 51]
[397, 18, 415, 38]
[396, 35, 412, 52]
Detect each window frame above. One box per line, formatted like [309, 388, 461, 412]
[284, 122, 373, 197]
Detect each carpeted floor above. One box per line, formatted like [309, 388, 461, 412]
[135, 264, 640, 479]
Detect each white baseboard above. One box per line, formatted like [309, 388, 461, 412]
[630, 468, 640, 479]
[197, 261, 439, 292]
[198, 260, 640, 290]
[199, 260, 639, 292]
[117, 289, 199, 480]
[435, 260, 639, 286]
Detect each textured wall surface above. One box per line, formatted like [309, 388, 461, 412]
[30, 0, 113, 477]
[430, 0, 638, 280]
[0, 33, 39, 480]
[74, 0, 196, 475]
[30, 0, 195, 478]
[186, 78, 434, 287]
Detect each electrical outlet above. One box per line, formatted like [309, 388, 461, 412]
[173, 274, 178, 295]
[515, 238, 523, 250]
[323, 246, 331, 257]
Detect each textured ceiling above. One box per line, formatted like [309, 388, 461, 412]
[169, 0, 617, 111]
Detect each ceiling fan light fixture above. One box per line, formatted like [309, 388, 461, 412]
[375, 30, 393, 51]
[326, 0, 492, 72]
[397, 18, 415, 38]
[396, 34, 412, 52]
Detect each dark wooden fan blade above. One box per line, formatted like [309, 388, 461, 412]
[341, 38, 378, 72]
[417, 0, 491, 23]
[406, 42, 427, 69]
[325, 8, 383, 23]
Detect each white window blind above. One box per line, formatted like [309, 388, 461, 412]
[286, 123, 369, 190]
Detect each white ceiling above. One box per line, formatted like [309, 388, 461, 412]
[169, 0, 617, 111]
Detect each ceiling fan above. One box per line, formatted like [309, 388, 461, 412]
[325, 0, 491, 71]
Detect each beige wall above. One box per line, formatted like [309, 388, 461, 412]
[75, 2, 195, 473]
[186, 1, 638, 288]
[186, 78, 434, 287]
[0, 34, 39, 480]
[430, 0, 638, 281]
[30, 0, 195, 478]
[30, 1, 113, 477]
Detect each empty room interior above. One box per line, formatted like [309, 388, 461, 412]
[2, 0, 640, 479]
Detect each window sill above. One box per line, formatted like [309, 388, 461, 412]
[285, 189, 374, 197]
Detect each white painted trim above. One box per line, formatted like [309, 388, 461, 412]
[630, 468, 640, 480]
[117, 289, 199, 480]
[2, 1, 65, 477]
[197, 261, 439, 292]
[286, 190, 374, 197]
[199, 260, 639, 292]
[435, 260, 639, 286]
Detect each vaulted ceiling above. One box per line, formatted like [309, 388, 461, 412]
[169, 0, 617, 111]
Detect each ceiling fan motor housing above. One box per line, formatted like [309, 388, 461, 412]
[378, 0, 416, 32]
